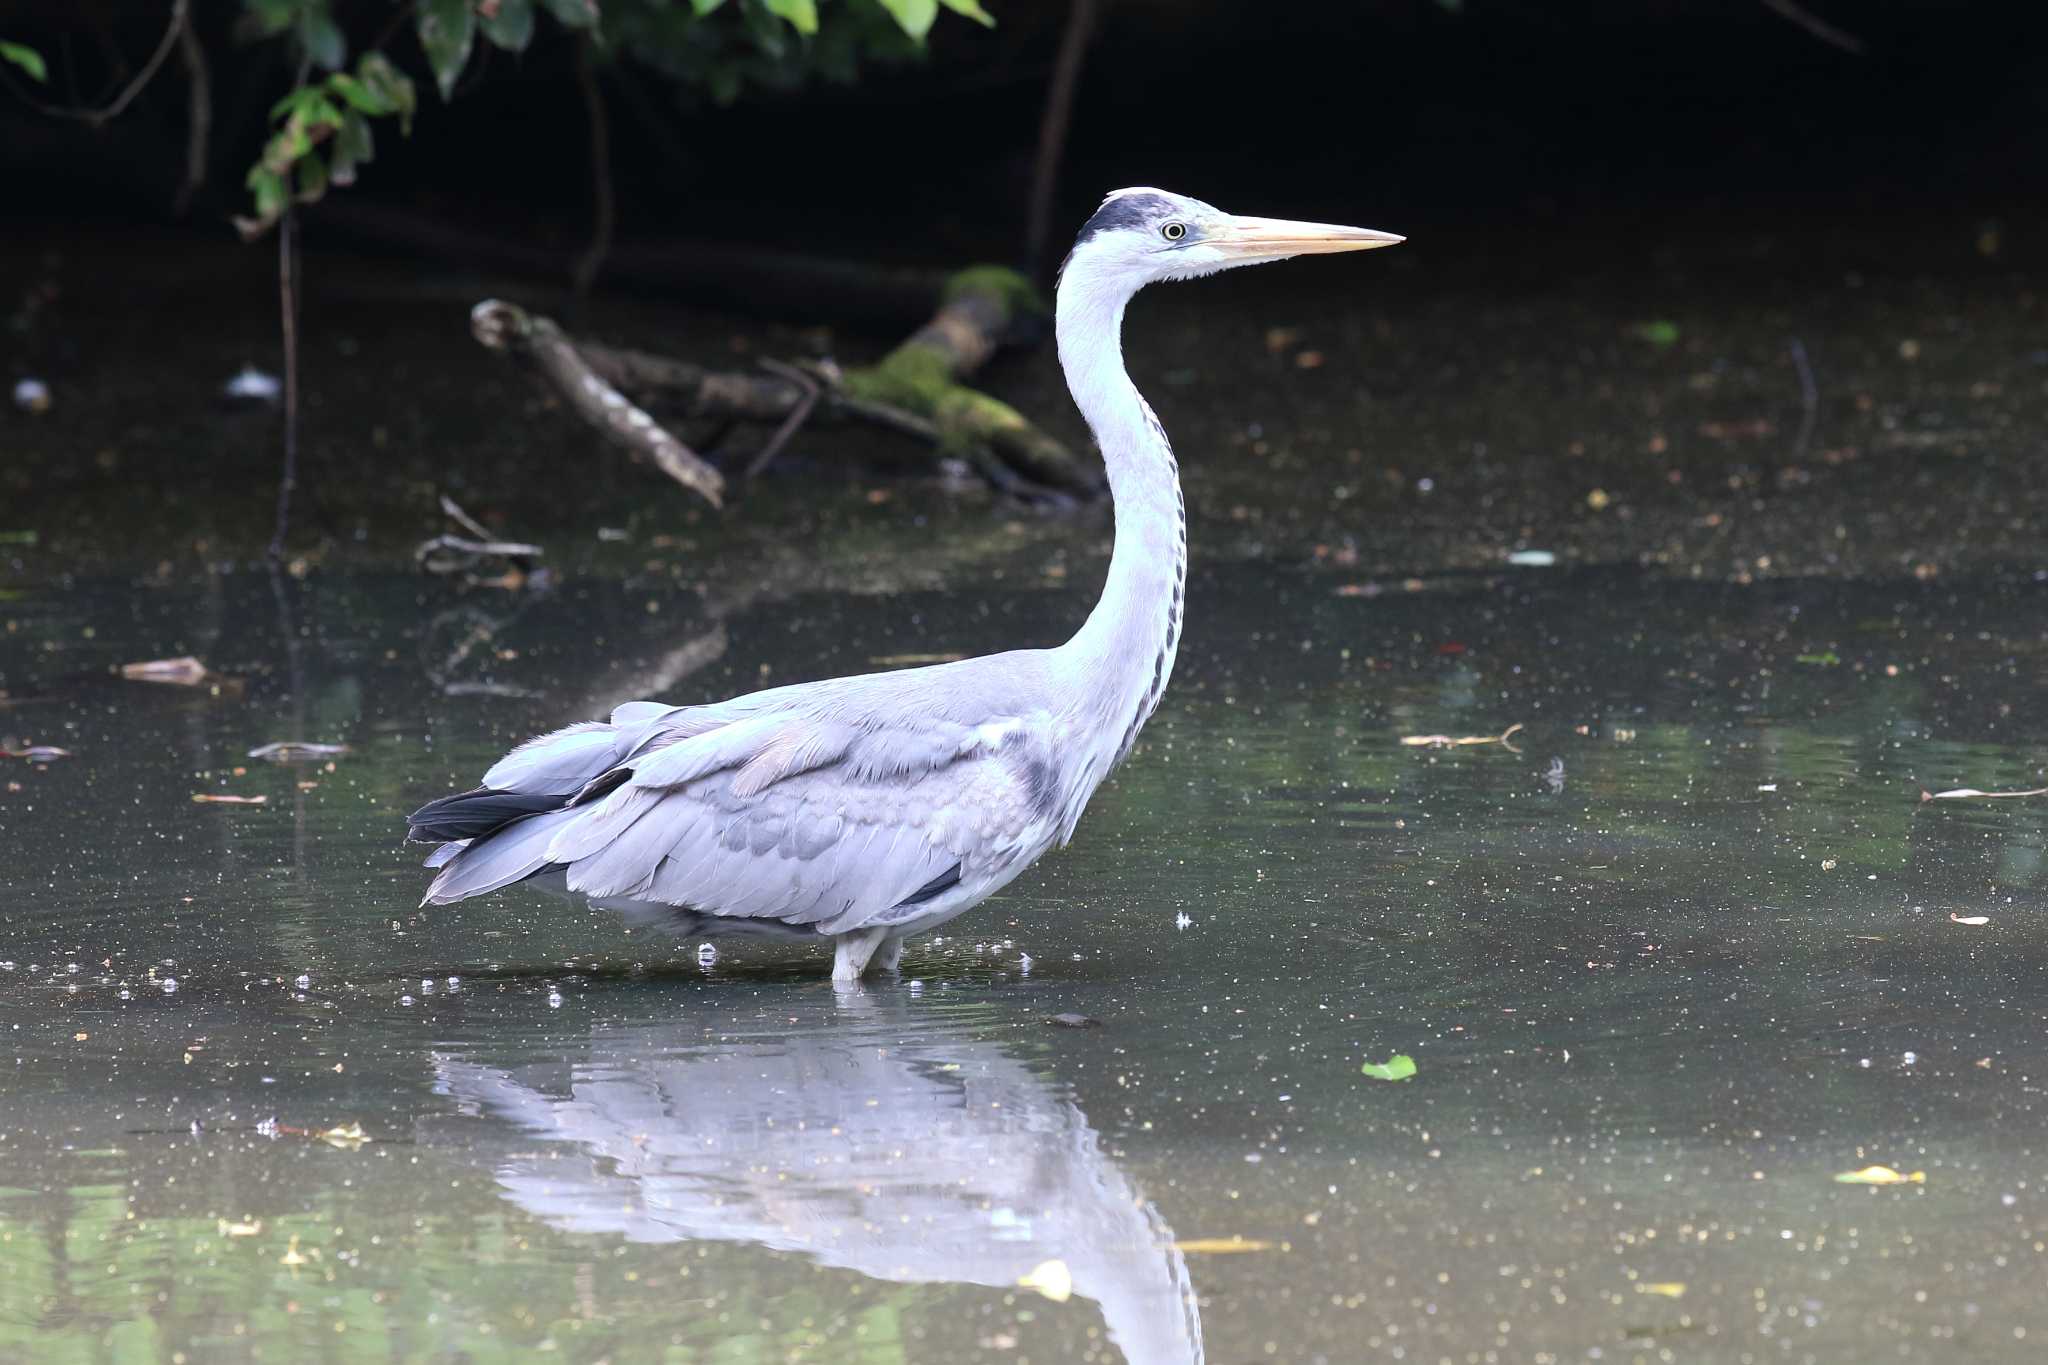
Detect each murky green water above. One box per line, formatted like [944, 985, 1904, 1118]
[5, 557, 2047, 1364]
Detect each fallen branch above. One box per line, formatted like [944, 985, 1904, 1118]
[471, 300, 726, 507]
[470, 269, 1101, 500]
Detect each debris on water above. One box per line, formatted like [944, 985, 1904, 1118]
[191, 793, 267, 805]
[1401, 722, 1524, 752]
[294, 974, 310, 989]
[596, 526, 630, 541]
[1833, 1165, 1924, 1186]
[217, 1218, 263, 1237]
[1635, 1282, 1688, 1298]
[1017, 951, 1033, 974]
[1361, 1053, 1418, 1082]
[1795, 650, 1841, 666]
[1175, 911, 1194, 930]
[122, 656, 211, 686]
[1174, 1236, 1276, 1254]
[696, 943, 718, 968]
[1949, 912, 1991, 926]
[1631, 319, 1682, 347]
[223, 365, 282, 403]
[1544, 757, 1566, 793]
[1921, 785, 2048, 802]
[547, 989, 564, 1008]
[1046, 1013, 1102, 1029]
[1758, 783, 1778, 792]
[318, 1122, 370, 1150]
[1, 741, 71, 762]
[11, 377, 51, 413]
[159, 976, 178, 993]
[1507, 549, 1556, 567]
[1017, 1259, 1073, 1303]
[248, 741, 351, 762]
[279, 1236, 308, 1269]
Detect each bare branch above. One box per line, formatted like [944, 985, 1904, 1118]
[1757, 0, 1864, 55]
[39, 0, 192, 127]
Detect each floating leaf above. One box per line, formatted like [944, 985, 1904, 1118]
[1174, 1236, 1275, 1254]
[248, 741, 351, 762]
[1795, 650, 1841, 666]
[1948, 912, 1990, 926]
[1017, 1259, 1072, 1302]
[1833, 1165, 1924, 1186]
[192, 793, 269, 806]
[1635, 1282, 1687, 1298]
[122, 656, 210, 685]
[1361, 1053, 1417, 1082]
[318, 1121, 371, 1150]
[217, 1218, 263, 1237]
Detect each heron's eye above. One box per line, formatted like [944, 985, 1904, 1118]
[1161, 222, 1187, 242]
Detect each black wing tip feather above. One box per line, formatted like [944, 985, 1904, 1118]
[406, 786, 570, 843]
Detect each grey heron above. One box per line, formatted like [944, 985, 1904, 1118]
[408, 188, 1402, 980]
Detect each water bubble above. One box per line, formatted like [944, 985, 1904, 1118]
[160, 977, 178, 994]
[547, 990, 563, 1009]
[400, 995, 414, 1006]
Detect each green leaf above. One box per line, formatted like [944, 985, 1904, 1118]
[0, 40, 46, 83]
[329, 110, 374, 185]
[417, 0, 478, 101]
[326, 72, 391, 115]
[876, 0, 937, 38]
[689, 0, 728, 12]
[935, 0, 995, 27]
[295, 151, 329, 204]
[1794, 650, 1841, 666]
[480, 0, 536, 52]
[540, 0, 599, 28]
[355, 53, 417, 133]
[247, 167, 288, 222]
[1630, 319, 1681, 347]
[762, 0, 818, 35]
[1360, 1053, 1417, 1082]
[246, 0, 300, 36]
[296, 8, 347, 71]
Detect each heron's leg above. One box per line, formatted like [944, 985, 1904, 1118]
[831, 927, 889, 983]
[873, 935, 907, 975]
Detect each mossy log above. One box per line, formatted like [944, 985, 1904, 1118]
[838, 268, 1102, 496]
[469, 267, 1101, 502]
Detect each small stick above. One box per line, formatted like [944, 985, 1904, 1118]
[745, 358, 823, 479]
[32, 0, 190, 126]
[1788, 336, 1818, 458]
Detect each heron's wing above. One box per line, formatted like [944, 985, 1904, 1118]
[426, 701, 1057, 933]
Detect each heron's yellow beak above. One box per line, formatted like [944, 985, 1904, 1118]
[1210, 216, 1404, 260]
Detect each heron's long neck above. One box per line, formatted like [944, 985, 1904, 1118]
[1055, 271, 1187, 759]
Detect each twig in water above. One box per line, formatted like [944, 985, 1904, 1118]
[1921, 785, 2048, 803]
[746, 358, 823, 479]
[438, 494, 497, 542]
[267, 204, 300, 559]
[1788, 336, 1818, 458]
[1401, 722, 1525, 753]
[1756, 0, 1865, 55]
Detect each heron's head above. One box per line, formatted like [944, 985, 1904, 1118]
[1059, 187, 1402, 296]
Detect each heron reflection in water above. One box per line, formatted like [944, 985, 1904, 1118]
[429, 987, 1204, 1363]
[409, 190, 1400, 979]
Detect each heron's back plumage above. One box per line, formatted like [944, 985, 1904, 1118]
[413, 652, 1081, 939]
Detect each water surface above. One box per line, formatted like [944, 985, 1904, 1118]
[4, 558, 2046, 1363]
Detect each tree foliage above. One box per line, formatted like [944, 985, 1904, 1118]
[234, 0, 995, 238]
